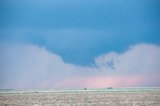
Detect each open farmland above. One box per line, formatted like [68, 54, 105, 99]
[0, 88, 160, 106]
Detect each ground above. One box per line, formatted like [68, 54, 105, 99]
[0, 89, 160, 106]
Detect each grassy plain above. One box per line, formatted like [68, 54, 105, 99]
[0, 88, 160, 106]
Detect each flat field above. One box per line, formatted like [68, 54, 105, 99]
[0, 88, 160, 106]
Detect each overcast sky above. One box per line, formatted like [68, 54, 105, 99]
[0, 0, 160, 89]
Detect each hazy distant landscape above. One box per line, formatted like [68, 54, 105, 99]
[0, 88, 160, 106]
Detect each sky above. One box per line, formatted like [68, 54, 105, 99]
[0, 0, 160, 89]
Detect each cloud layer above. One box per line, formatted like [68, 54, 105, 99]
[0, 43, 160, 89]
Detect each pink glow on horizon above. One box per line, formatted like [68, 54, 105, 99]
[86, 76, 143, 88]
[3, 75, 160, 89]
[57, 75, 149, 88]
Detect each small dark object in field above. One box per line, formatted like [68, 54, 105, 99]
[84, 88, 87, 90]
[107, 87, 113, 89]
[88, 101, 91, 103]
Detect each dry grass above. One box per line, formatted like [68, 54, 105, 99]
[0, 90, 160, 106]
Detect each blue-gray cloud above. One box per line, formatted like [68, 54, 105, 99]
[0, 29, 159, 66]
[0, 0, 160, 65]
